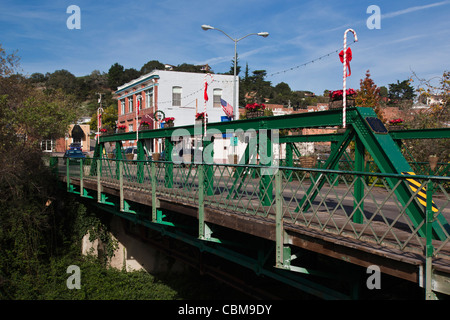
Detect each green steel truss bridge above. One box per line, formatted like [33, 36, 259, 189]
[51, 107, 450, 299]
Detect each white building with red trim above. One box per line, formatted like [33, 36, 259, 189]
[114, 70, 236, 144]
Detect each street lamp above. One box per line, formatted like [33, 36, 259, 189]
[201, 25, 269, 120]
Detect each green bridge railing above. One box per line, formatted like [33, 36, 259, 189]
[53, 156, 450, 264]
[47, 107, 450, 298]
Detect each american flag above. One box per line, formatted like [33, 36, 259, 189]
[221, 99, 234, 118]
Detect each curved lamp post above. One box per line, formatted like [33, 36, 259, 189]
[201, 24, 269, 120]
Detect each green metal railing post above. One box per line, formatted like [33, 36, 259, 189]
[137, 140, 145, 183]
[151, 161, 158, 221]
[165, 138, 173, 188]
[119, 160, 124, 212]
[50, 156, 58, 176]
[97, 159, 102, 203]
[80, 158, 84, 196]
[66, 157, 70, 192]
[198, 163, 220, 242]
[259, 129, 273, 206]
[203, 139, 214, 196]
[275, 169, 284, 268]
[353, 135, 365, 224]
[425, 179, 436, 300]
[286, 143, 293, 182]
[198, 163, 205, 239]
[115, 141, 123, 180]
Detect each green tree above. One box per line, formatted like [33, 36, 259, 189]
[244, 70, 272, 104]
[269, 82, 292, 105]
[108, 62, 125, 90]
[29, 72, 47, 83]
[45, 69, 78, 95]
[86, 70, 108, 91]
[388, 79, 416, 109]
[140, 60, 165, 74]
[122, 68, 141, 83]
[274, 82, 291, 96]
[174, 63, 205, 73]
[244, 62, 249, 83]
[388, 79, 416, 101]
[0, 46, 80, 298]
[224, 53, 241, 76]
[89, 104, 118, 132]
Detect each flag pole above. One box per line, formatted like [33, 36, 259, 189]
[136, 94, 142, 145]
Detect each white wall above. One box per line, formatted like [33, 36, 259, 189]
[157, 70, 236, 127]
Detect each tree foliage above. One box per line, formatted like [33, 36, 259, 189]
[0, 46, 81, 298]
[388, 79, 416, 100]
[355, 70, 384, 121]
[45, 69, 78, 95]
[140, 60, 165, 74]
[223, 53, 241, 76]
[89, 103, 118, 132]
[0, 44, 20, 76]
[387, 79, 416, 109]
[403, 71, 450, 162]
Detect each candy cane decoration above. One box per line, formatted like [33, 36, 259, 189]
[342, 29, 357, 128]
[203, 73, 213, 138]
[96, 93, 103, 141]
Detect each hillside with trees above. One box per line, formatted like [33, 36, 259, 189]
[15, 49, 450, 160]
[0, 46, 247, 300]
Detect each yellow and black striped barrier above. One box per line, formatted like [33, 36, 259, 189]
[402, 172, 439, 213]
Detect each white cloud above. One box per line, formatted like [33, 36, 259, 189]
[382, 1, 450, 19]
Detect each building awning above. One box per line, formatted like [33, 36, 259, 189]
[71, 124, 85, 140]
[139, 113, 154, 130]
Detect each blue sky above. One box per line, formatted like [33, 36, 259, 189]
[1, 0, 449, 95]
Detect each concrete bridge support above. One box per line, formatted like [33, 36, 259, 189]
[81, 215, 187, 274]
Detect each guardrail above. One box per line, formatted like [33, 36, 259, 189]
[52, 156, 450, 261]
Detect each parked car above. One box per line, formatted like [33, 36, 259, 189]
[63, 149, 86, 164]
[69, 143, 82, 151]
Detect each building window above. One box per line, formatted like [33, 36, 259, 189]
[128, 96, 133, 113]
[40, 140, 53, 152]
[128, 124, 134, 132]
[145, 89, 153, 109]
[172, 86, 182, 107]
[213, 88, 223, 108]
[120, 100, 125, 115]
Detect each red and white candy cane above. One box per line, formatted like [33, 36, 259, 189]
[96, 106, 103, 141]
[342, 28, 357, 128]
[204, 73, 213, 137]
